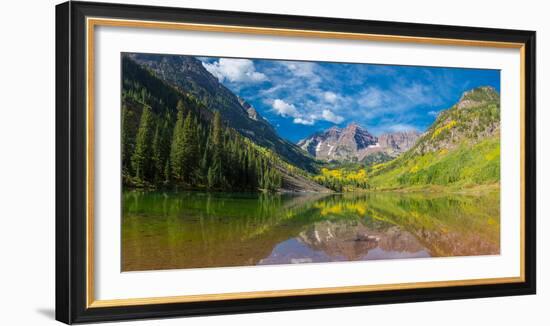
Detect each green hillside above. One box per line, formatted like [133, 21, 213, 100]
[122, 56, 286, 192]
[126, 53, 318, 173]
[121, 52, 501, 194]
[367, 86, 500, 191]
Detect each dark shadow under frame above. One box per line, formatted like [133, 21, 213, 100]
[56, 1, 536, 324]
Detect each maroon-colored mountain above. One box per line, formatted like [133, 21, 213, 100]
[297, 123, 420, 162]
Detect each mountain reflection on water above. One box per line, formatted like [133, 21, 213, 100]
[122, 191, 500, 271]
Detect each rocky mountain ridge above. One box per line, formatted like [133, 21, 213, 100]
[125, 53, 317, 172]
[297, 123, 420, 162]
[411, 86, 500, 156]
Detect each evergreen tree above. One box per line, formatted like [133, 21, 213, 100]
[209, 111, 223, 188]
[158, 115, 173, 183]
[121, 104, 133, 175]
[122, 59, 296, 193]
[131, 105, 154, 181]
[140, 88, 147, 103]
[200, 139, 210, 183]
[181, 112, 199, 182]
[170, 101, 186, 182]
[151, 124, 162, 183]
[164, 159, 171, 185]
[207, 166, 216, 189]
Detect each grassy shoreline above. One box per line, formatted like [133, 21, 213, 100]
[363, 182, 500, 195]
[124, 182, 500, 196]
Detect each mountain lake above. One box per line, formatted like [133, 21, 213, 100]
[121, 190, 500, 271]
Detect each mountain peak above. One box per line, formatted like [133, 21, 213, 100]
[412, 86, 500, 155]
[459, 86, 499, 104]
[297, 122, 419, 162]
[298, 122, 419, 162]
[344, 122, 364, 131]
[342, 123, 373, 142]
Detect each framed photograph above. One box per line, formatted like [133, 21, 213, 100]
[56, 1, 536, 324]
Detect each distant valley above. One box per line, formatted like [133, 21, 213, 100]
[121, 52, 500, 193]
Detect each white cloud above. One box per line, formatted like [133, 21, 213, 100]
[369, 122, 420, 136]
[428, 110, 440, 117]
[272, 99, 299, 117]
[401, 83, 432, 103]
[281, 61, 321, 84]
[202, 58, 267, 83]
[358, 87, 385, 108]
[258, 62, 350, 126]
[355, 83, 443, 121]
[321, 109, 344, 124]
[323, 91, 338, 103]
[388, 123, 418, 132]
[359, 83, 439, 111]
[293, 117, 315, 125]
[272, 99, 335, 126]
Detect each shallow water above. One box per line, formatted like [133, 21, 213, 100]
[122, 190, 500, 271]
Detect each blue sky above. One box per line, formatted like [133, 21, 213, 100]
[199, 56, 500, 143]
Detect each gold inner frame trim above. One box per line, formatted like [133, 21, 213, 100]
[89, 277, 521, 308]
[85, 17, 527, 309]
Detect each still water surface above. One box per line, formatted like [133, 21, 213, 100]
[122, 191, 500, 271]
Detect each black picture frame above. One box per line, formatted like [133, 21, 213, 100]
[56, 1, 536, 324]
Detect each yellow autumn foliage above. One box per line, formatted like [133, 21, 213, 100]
[318, 167, 368, 183]
[315, 201, 368, 216]
[432, 120, 457, 139]
[315, 167, 370, 191]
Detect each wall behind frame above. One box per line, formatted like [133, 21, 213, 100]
[0, 0, 546, 325]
